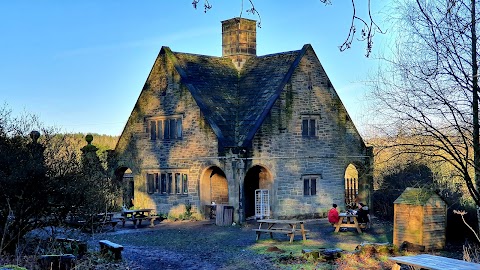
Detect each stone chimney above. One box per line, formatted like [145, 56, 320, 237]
[222, 17, 256, 70]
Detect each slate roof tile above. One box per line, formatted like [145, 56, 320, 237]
[165, 45, 308, 148]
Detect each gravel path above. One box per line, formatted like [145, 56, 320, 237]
[108, 220, 278, 270]
[83, 217, 392, 270]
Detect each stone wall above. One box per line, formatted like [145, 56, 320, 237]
[250, 47, 367, 218]
[115, 46, 369, 221]
[115, 52, 221, 215]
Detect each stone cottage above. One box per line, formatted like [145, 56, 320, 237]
[113, 17, 373, 223]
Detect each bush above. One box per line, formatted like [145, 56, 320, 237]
[0, 107, 120, 254]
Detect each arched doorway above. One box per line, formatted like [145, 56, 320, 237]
[244, 165, 273, 219]
[200, 166, 228, 217]
[344, 164, 359, 208]
[115, 167, 134, 208]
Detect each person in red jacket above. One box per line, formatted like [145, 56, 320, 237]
[328, 203, 340, 225]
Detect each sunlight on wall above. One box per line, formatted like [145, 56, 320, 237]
[132, 190, 157, 212]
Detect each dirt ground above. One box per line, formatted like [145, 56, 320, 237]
[80, 216, 394, 270]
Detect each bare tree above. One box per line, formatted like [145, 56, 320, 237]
[369, 0, 480, 206]
[192, 0, 384, 57]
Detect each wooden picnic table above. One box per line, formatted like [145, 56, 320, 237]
[120, 209, 155, 228]
[253, 219, 308, 243]
[334, 213, 362, 233]
[389, 254, 480, 270]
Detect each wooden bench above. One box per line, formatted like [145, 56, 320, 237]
[389, 254, 480, 270]
[253, 228, 310, 242]
[254, 219, 309, 243]
[99, 240, 124, 260]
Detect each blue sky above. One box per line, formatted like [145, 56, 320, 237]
[0, 1, 389, 136]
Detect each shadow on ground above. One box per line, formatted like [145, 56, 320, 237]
[83, 216, 393, 270]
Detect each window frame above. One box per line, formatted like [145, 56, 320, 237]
[146, 170, 188, 196]
[145, 115, 183, 141]
[301, 117, 317, 138]
[303, 175, 320, 196]
[146, 173, 156, 194]
[149, 121, 157, 140]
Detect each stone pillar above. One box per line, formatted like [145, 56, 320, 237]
[236, 158, 246, 223]
[225, 149, 247, 223]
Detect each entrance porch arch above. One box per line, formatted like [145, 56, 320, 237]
[244, 165, 273, 219]
[114, 167, 134, 208]
[199, 166, 228, 216]
[344, 164, 359, 208]
[344, 162, 371, 208]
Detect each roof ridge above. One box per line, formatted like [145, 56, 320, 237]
[171, 51, 225, 59]
[256, 49, 303, 58]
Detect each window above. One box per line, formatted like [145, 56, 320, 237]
[182, 174, 188, 194]
[147, 171, 189, 195]
[150, 121, 156, 140]
[303, 175, 318, 196]
[167, 173, 173, 194]
[175, 173, 181, 194]
[147, 116, 183, 141]
[147, 173, 156, 194]
[161, 173, 167, 194]
[164, 118, 183, 140]
[158, 120, 163, 140]
[302, 118, 316, 137]
[169, 119, 176, 139]
[176, 118, 182, 138]
[154, 173, 159, 193]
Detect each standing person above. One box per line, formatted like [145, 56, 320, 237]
[357, 203, 370, 223]
[328, 203, 340, 225]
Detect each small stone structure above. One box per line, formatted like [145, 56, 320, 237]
[393, 187, 447, 250]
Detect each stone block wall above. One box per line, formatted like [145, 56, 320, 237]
[115, 45, 369, 221]
[115, 53, 221, 215]
[250, 47, 367, 218]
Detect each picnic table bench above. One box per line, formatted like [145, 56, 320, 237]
[120, 209, 156, 228]
[389, 254, 480, 270]
[253, 219, 309, 243]
[334, 213, 363, 233]
[99, 240, 124, 260]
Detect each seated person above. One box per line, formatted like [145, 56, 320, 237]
[357, 203, 370, 223]
[327, 203, 340, 225]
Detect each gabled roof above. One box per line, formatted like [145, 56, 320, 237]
[393, 187, 443, 205]
[162, 44, 310, 149]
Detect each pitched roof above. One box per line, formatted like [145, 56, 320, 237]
[393, 187, 442, 205]
[163, 44, 310, 149]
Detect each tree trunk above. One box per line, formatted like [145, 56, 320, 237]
[471, 0, 480, 233]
